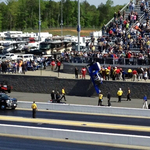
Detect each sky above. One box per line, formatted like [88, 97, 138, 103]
[54, 0, 130, 7]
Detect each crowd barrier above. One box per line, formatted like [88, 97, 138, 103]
[64, 56, 150, 66]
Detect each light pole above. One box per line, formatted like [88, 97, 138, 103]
[77, 0, 80, 51]
[60, 0, 63, 36]
[39, 0, 41, 41]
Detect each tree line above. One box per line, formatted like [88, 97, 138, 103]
[0, 0, 124, 31]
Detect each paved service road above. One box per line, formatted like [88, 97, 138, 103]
[0, 136, 134, 150]
[9, 92, 145, 108]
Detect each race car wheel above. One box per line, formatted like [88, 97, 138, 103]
[1, 105, 6, 110]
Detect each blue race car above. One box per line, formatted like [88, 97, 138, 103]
[87, 62, 103, 94]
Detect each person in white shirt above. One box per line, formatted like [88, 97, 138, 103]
[143, 69, 148, 81]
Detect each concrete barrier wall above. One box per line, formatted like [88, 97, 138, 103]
[18, 101, 150, 117]
[0, 74, 150, 98]
[0, 124, 150, 147]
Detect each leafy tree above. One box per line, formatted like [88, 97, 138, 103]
[0, 0, 125, 30]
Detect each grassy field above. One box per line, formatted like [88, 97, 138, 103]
[24, 28, 100, 36]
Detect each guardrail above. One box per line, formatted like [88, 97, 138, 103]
[0, 123, 150, 147]
[18, 101, 150, 117]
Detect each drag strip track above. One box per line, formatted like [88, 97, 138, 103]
[0, 109, 150, 126]
[0, 120, 149, 137]
[0, 136, 134, 150]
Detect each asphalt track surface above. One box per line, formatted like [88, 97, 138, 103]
[9, 92, 145, 108]
[0, 136, 133, 150]
[1, 110, 150, 137]
[1, 110, 150, 127]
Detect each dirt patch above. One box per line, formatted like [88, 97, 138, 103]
[52, 29, 98, 33]
[43, 28, 99, 36]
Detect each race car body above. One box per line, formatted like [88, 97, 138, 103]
[0, 81, 12, 93]
[87, 62, 103, 94]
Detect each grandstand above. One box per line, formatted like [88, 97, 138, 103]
[96, 0, 150, 68]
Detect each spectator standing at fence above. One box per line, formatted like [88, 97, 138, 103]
[18, 60, 22, 74]
[57, 60, 61, 72]
[137, 67, 143, 81]
[143, 95, 148, 109]
[81, 67, 87, 79]
[22, 62, 26, 74]
[143, 69, 148, 81]
[132, 69, 137, 81]
[75, 67, 79, 79]
[51, 59, 56, 71]
[128, 68, 132, 79]
[105, 68, 110, 80]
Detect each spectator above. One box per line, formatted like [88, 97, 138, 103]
[51, 90, 56, 103]
[132, 69, 137, 81]
[107, 92, 111, 106]
[50, 59, 56, 71]
[143, 68, 148, 81]
[127, 87, 131, 101]
[117, 88, 123, 102]
[81, 66, 87, 79]
[75, 67, 79, 79]
[98, 92, 103, 106]
[143, 95, 148, 109]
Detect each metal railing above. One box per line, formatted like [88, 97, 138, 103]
[126, 7, 150, 35]
[105, 2, 130, 28]
[64, 56, 150, 66]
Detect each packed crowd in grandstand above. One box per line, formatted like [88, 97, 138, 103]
[1, 0, 150, 82]
[63, 0, 150, 66]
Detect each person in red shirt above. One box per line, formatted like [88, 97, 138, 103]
[57, 61, 61, 72]
[132, 69, 137, 81]
[81, 67, 87, 79]
[51, 59, 56, 71]
[107, 65, 111, 70]
[115, 68, 120, 80]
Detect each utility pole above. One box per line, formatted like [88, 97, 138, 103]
[77, 0, 80, 51]
[39, 0, 41, 41]
[61, 0, 63, 36]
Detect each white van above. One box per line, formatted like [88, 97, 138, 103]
[17, 54, 34, 62]
[5, 53, 19, 60]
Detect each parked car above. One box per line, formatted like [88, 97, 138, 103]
[0, 93, 17, 109]
[0, 81, 12, 93]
